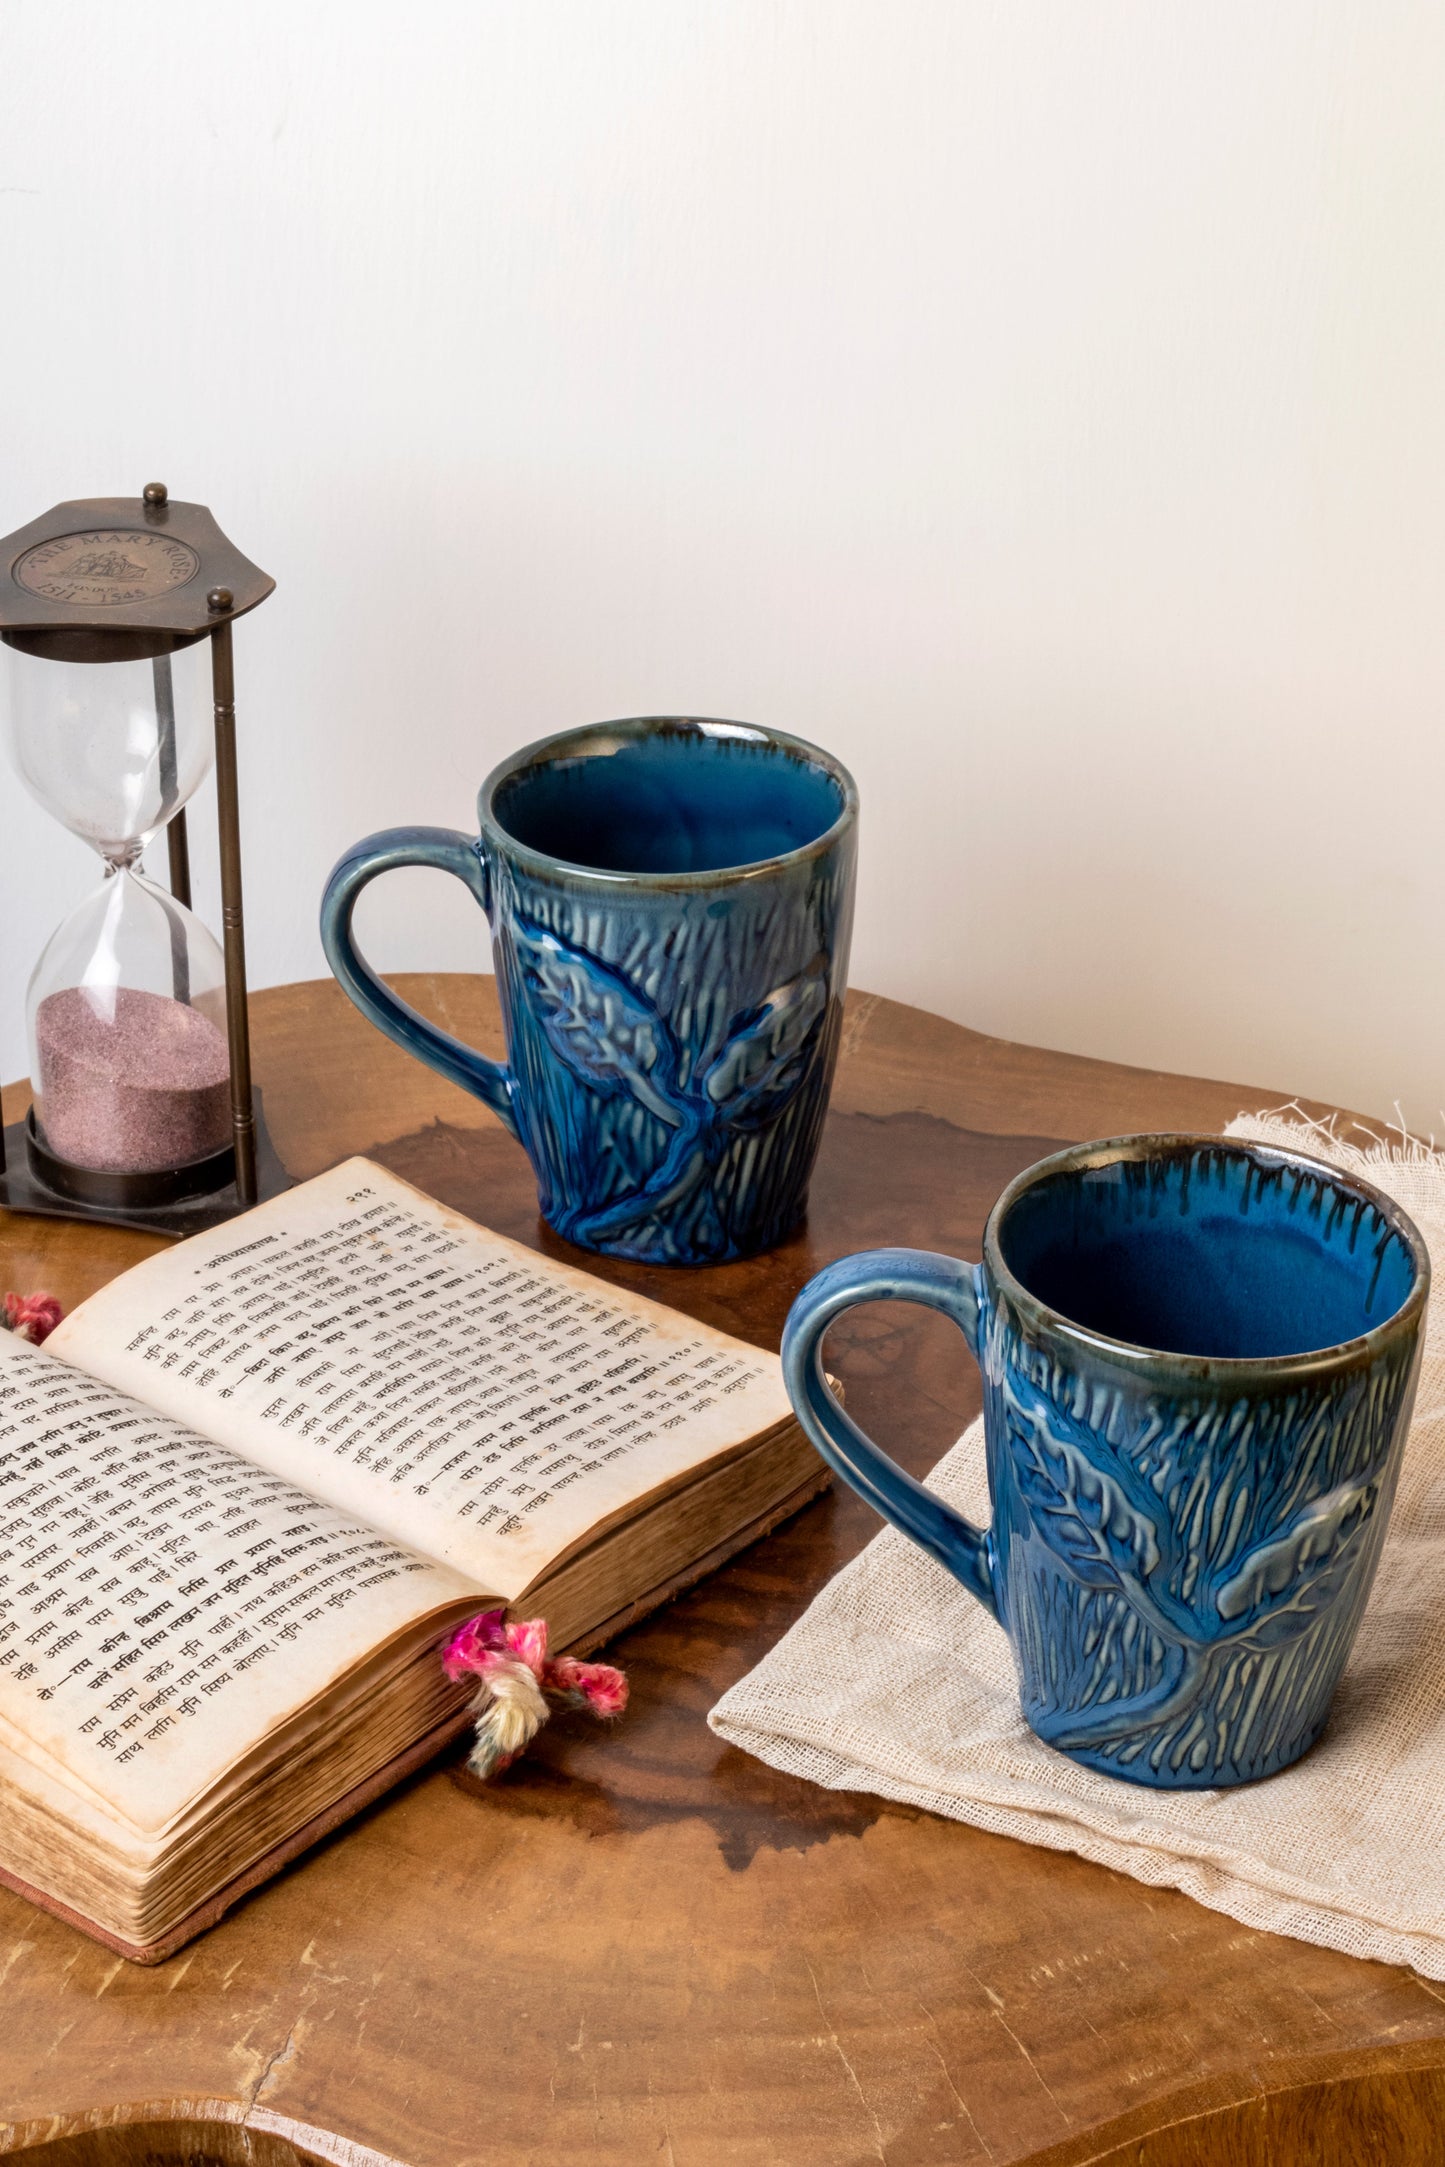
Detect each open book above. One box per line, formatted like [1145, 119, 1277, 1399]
[0, 1160, 825, 1962]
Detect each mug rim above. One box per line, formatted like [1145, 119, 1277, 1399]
[983, 1131, 1431, 1377]
[476, 715, 859, 890]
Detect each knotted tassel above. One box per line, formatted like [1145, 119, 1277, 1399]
[443, 1608, 628, 1779]
[2, 1294, 62, 1346]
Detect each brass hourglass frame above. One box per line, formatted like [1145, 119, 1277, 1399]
[0, 485, 288, 1233]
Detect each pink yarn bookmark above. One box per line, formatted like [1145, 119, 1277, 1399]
[2, 1294, 62, 1345]
[443, 1609, 628, 1779]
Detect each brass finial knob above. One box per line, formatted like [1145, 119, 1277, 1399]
[142, 481, 168, 506]
[207, 586, 234, 613]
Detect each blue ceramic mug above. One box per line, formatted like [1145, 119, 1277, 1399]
[321, 716, 858, 1265]
[782, 1135, 1429, 1788]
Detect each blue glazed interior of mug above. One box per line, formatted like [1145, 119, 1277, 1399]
[491, 725, 846, 875]
[998, 1144, 1418, 1359]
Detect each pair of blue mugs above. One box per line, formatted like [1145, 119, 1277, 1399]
[322, 717, 1429, 1790]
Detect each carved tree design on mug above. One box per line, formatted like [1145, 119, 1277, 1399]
[512, 922, 829, 1252]
[1001, 1368, 1383, 1762]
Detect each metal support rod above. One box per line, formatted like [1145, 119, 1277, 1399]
[166, 807, 192, 911]
[153, 650, 192, 1001]
[154, 652, 180, 826]
[166, 811, 193, 1009]
[210, 619, 257, 1206]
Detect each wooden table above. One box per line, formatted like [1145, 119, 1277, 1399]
[3, 980, 1445, 2167]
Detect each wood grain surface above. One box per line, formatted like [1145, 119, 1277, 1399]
[0, 978, 1438, 2167]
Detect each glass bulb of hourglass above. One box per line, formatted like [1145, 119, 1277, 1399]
[3, 638, 233, 1181]
[26, 860, 231, 1174]
[3, 639, 214, 852]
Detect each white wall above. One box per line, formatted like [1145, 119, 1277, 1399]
[2, 3, 1443, 1127]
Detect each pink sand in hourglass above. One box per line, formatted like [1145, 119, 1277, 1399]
[35, 987, 231, 1173]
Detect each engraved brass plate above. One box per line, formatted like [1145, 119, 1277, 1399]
[14, 528, 201, 608]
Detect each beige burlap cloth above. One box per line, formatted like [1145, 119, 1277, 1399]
[710, 1114, 1445, 1977]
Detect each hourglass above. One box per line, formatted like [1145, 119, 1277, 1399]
[0, 486, 283, 1231]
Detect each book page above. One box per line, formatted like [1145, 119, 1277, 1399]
[0, 1334, 474, 1834]
[51, 1159, 795, 1599]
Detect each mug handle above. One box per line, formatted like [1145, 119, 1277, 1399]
[320, 826, 520, 1140]
[781, 1247, 997, 1617]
